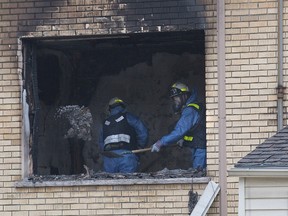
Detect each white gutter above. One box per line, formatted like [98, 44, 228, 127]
[190, 181, 220, 216]
[228, 167, 288, 177]
[217, 0, 227, 215]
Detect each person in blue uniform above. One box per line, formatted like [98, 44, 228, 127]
[151, 82, 206, 175]
[99, 97, 148, 173]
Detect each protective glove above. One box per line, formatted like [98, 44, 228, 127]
[177, 139, 184, 148]
[151, 140, 162, 152]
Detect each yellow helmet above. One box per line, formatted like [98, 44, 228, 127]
[108, 97, 126, 109]
[169, 82, 190, 97]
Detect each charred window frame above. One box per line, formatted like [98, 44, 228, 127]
[22, 41, 39, 177]
[21, 31, 206, 178]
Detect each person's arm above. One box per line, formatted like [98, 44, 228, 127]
[160, 107, 200, 146]
[127, 113, 149, 148]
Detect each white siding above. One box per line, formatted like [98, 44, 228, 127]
[244, 177, 288, 216]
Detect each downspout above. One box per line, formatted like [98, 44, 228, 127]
[217, 0, 227, 215]
[277, 0, 284, 131]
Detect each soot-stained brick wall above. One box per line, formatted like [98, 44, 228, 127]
[11, 0, 207, 38]
[7, 0, 209, 175]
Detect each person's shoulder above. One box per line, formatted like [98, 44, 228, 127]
[183, 104, 200, 115]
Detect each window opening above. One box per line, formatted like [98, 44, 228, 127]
[22, 31, 206, 177]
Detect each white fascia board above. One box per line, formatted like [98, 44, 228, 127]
[228, 167, 288, 177]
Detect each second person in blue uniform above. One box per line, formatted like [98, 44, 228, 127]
[99, 97, 148, 173]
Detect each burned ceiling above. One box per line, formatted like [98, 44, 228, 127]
[28, 30, 204, 52]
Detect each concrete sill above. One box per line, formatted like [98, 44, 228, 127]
[15, 177, 211, 188]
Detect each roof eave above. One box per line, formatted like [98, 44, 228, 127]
[228, 167, 288, 177]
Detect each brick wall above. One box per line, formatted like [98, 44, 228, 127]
[8, 183, 208, 215]
[223, 0, 283, 215]
[0, 0, 285, 215]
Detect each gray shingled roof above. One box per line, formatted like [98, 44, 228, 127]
[235, 126, 288, 168]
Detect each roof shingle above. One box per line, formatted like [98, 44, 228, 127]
[235, 126, 288, 168]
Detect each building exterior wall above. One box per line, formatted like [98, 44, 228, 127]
[222, 1, 287, 214]
[7, 183, 209, 216]
[0, 0, 286, 215]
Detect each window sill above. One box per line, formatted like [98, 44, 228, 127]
[15, 176, 211, 188]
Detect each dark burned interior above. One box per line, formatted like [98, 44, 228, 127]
[23, 30, 205, 176]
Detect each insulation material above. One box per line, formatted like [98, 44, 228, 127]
[55, 105, 93, 141]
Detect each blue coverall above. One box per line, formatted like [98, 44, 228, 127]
[99, 106, 148, 173]
[160, 89, 207, 170]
